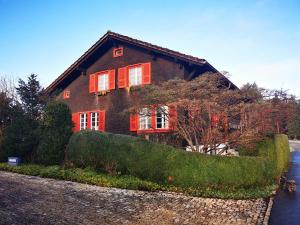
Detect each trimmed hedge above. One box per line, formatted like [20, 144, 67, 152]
[0, 162, 276, 199]
[257, 134, 290, 177]
[65, 131, 276, 188]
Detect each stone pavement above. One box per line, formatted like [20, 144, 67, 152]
[0, 171, 268, 225]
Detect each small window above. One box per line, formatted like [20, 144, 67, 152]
[98, 73, 109, 91]
[91, 112, 99, 130]
[63, 90, 70, 99]
[156, 106, 169, 129]
[139, 108, 151, 130]
[113, 47, 123, 57]
[80, 113, 88, 130]
[129, 66, 142, 86]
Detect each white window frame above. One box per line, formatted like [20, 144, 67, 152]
[98, 73, 109, 91]
[156, 106, 169, 129]
[80, 113, 88, 130]
[139, 108, 151, 130]
[129, 66, 142, 86]
[90, 112, 99, 130]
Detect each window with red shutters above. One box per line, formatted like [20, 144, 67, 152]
[98, 110, 105, 132]
[118, 67, 127, 88]
[131, 105, 177, 133]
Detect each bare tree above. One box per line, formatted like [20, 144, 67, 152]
[129, 73, 296, 154]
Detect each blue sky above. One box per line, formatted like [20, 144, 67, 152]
[0, 0, 299, 96]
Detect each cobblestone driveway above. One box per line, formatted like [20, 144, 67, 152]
[0, 171, 268, 225]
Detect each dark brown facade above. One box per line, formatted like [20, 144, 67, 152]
[46, 31, 234, 136]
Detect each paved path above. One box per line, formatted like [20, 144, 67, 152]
[269, 149, 300, 225]
[0, 171, 267, 225]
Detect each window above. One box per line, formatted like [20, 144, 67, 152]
[80, 113, 88, 130]
[139, 108, 151, 130]
[129, 66, 142, 86]
[156, 106, 169, 129]
[113, 47, 123, 57]
[91, 112, 99, 130]
[63, 90, 70, 99]
[98, 73, 109, 91]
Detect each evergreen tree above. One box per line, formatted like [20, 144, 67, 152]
[16, 73, 45, 120]
[36, 101, 73, 165]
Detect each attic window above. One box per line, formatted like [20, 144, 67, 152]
[113, 47, 123, 57]
[63, 90, 70, 99]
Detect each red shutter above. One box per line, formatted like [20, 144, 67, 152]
[99, 110, 105, 132]
[118, 67, 128, 88]
[169, 105, 177, 130]
[89, 74, 97, 93]
[108, 70, 116, 90]
[142, 62, 151, 85]
[72, 113, 80, 132]
[130, 114, 138, 131]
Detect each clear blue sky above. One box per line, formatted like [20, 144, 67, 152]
[1, 0, 299, 96]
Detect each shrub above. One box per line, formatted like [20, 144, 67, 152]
[35, 101, 72, 165]
[257, 134, 290, 176]
[66, 130, 275, 188]
[1, 107, 39, 162]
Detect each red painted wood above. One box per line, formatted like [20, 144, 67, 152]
[99, 110, 105, 132]
[169, 105, 177, 130]
[142, 62, 151, 85]
[108, 70, 116, 90]
[130, 114, 138, 131]
[89, 74, 96, 93]
[118, 67, 127, 88]
[72, 113, 80, 132]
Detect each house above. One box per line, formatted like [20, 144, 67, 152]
[45, 31, 235, 140]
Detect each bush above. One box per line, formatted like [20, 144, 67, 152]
[66, 130, 275, 188]
[0, 162, 276, 199]
[257, 134, 290, 177]
[1, 106, 39, 162]
[35, 101, 72, 165]
[240, 134, 290, 177]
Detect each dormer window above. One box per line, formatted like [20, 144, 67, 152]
[113, 47, 123, 57]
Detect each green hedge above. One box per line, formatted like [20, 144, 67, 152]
[257, 134, 290, 177]
[65, 131, 276, 188]
[0, 162, 276, 199]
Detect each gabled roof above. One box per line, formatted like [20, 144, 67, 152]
[45, 31, 220, 94]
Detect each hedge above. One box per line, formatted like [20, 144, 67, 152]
[65, 131, 277, 188]
[257, 134, 290, 177]
[0, 162, 276, 199]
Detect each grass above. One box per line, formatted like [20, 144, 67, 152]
[0, 162, 276, 199]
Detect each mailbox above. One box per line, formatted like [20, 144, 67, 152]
[8, 157, 21, 166]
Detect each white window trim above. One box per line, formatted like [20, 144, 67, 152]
[91, 112, 99, 130]
[156, 106, 169, 129]
[80, 113, 88, 130]
[98, 73, 109, 91]
[139, 108, 151, 130]
[129, 66, 142, 86]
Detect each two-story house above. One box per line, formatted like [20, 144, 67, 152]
[45, 31, 235, 139]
